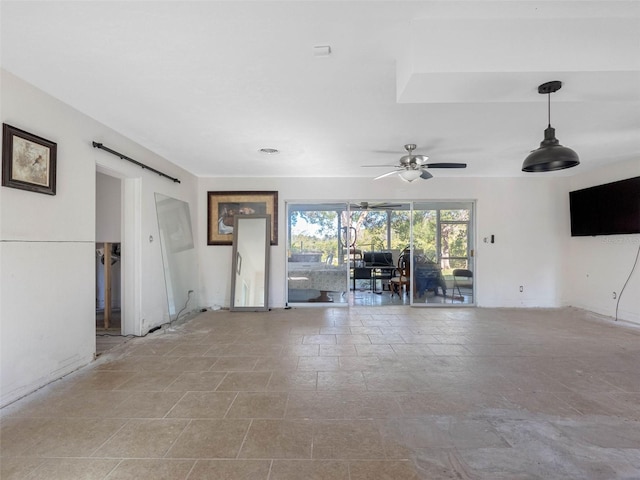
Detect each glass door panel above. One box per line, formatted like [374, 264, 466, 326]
[287, 203, 348, 304]
[348, 203, 410, 295]
[412, 202, 474, 305]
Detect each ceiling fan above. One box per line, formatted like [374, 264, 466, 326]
[363, 144, 467, 182]
[349, 201, 404, 210]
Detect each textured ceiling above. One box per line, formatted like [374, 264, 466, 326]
[2, 1, 639, 180]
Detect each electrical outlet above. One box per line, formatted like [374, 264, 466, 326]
[519, 286, 524, 293]
[612, 291, 617, 299]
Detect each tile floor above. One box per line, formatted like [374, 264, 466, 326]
[2, 306, 640, 479]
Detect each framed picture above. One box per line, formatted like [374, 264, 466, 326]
[2, 124, 57, 195]
[207, 191, 278, 245]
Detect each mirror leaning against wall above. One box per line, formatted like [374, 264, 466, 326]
[230, 214, 270, 311]
[154, 193, 198, 321]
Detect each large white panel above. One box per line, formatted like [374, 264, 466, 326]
[0, 241, 95, 406]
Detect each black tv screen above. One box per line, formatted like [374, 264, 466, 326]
[570, 176, 640, 236]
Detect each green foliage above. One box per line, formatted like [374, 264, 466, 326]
[289, 205, 471, 268]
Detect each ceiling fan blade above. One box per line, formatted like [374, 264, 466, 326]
[370, 203, 403, 209]
[424, 162, 467, 169]
[374, 170, 402, 180]
[420, 170, 434, 180]
[362, 164, 402, 168]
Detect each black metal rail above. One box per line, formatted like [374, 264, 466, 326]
[92, 142, 180, 183]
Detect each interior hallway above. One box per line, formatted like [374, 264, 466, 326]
[2, 307, 640, 479]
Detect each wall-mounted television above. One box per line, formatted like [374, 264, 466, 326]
[569, 176, 640, 236]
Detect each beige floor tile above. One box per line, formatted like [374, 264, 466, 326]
[67, 370, 137, 390]
[113, 391, 185, 418]
[116, 371, 182, 391]
[166, 391, 237, 418]
[215, 372, 272, 391]
[3, 307, 640, 480]
[0, 457, 44, 480]
[285, 392, 351, 419]
[239, 419, 313, 458]
[162, 357, 218, 372]
[339, 356, 383, 371]
[270, 459, 349, 479]
[355, 344, 397, 356]
[211, 356, 259, 371]
[303, 334, 337, 345]
[165, 344, 212, 357]
[267, 371, 318, 391]
[226, 392, 288, 418]
[297, 356, 340, 371]
[281, 344, 320, 356]
[165, 371, 227, 392]
[23, 458, 120, 480]
[319, 344, 358, 356]
[317, 371, 367, 391]
[367, 334, 405, 344]
[349, 460, 422, 480]
[187, 459, 271, 479]
[5, 417, 127, 457]
[312, 420, 386, 459]
[165, 419, 251, 458]
[253, 355, 299, 370]
[107, 459, 195, 480]
[36, 390, 133, 418]
[220, 344, 284, 356]
[93, 418, 189, 457]
[336, 334, 372, 345]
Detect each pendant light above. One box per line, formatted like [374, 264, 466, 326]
[522, 81, 580, 172]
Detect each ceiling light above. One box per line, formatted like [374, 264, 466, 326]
[522, 81, 580, 172]
[399, 169, 422, 182]
[259, 148, 279, 155]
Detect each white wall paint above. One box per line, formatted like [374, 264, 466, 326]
[197, 176, 567, 310]
[1, 70, 200, 406]
[564, 158, 640, 324]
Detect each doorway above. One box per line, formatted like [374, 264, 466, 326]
[95, 171, 123, 354]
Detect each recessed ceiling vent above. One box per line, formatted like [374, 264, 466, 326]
[313, 45, 331, 57]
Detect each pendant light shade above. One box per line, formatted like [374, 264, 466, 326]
[522, 81, 580, 172]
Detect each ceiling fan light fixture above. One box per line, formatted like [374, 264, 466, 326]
[399, 169, 422, 182]
[258, 148, 279, 155]
[522, 81, 579, 173]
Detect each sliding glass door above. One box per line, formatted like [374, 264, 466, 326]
[286, 201, 475, 306]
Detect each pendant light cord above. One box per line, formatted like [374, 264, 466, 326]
[547, 92, 551, 128]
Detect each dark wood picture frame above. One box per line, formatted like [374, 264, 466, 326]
[207, 191, 278, 245]
[2, 124, 57, 195]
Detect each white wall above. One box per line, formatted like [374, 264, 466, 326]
[0, 70, 200, 406]
[564, 158, 640, 324]
[197, 176, 567, 310]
